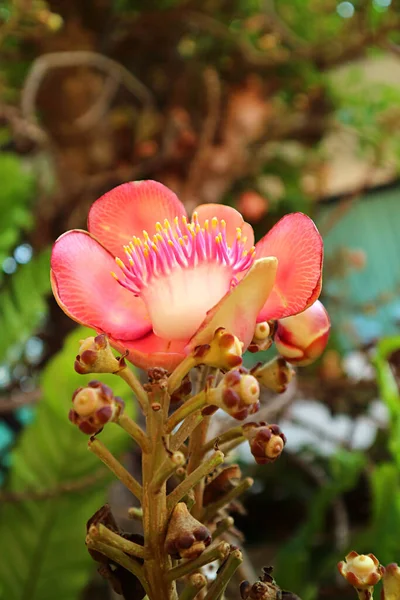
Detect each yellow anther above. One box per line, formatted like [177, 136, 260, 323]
[242, 236, 247, 245]
[212, 217, 218, 229]
[249, 246, 256, 254]
[179, 238, 185, 246]
[164, 218, 171, 230]
[192, 211, 199, 223]
[129, 259, 134, 265]
[204, 219, 209, 231]
[168, 240, 174, 246]
[143, 247, 149, 258]
[156, 222, 163, 233]
[182, 216, 188, 225]
[215, 235, 221, 244]
[115, 257, 125, 269]
[111, 271, 118, 280]
[151, 243, 158, 252]
[156, 233, 163, 242]
[134, 238, 142, 247]
[221, 219, 226, 229]
[174, 216, 179, 227]
[143, 230, 150, 241]
[195, 224, 201, 233]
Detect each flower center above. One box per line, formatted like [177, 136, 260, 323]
[112, 213, 255, 340]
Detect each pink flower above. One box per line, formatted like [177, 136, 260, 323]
[51, 181, 323, 371]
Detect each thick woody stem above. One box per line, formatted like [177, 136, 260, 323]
[203, 548, 243, 600]
[178, 573, 207, 600]
[167, 451, 224, 513]
[88, 437, 142, 502]
[86, 538, 150, 595]
[166, 541, 230, 582]
[165, 392, 208, 433]
[118, 412, 150, 452]
[117, 365, 149, 414]
[202, 478, 254, 523]
[88, 523, 147, 559]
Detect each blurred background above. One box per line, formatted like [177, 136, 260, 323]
[1, 1, 400, 599]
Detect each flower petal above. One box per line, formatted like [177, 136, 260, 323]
[255, 213, 323, 321]
[51, 230, 152, 340]
[88, 180, 187, 257]
[109, 333, 187, 372]
[195, 203, 254, 250]
[187, 257, 278, 352]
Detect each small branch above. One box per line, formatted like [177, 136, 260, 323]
[151, 451, 186, 493]
[165, 392, 207, 434]
[166, 541, 230, 582]
[170, 412, 204, 452]
[202, 478, 254, 523]
[88, 523, 147, 559]
[88, 437, 142, 502]
[118, 412, 150, 453]
[128, 507, 143, 521]
[117, 366, 149, 414]
[167, 451, 224, 512]
[203, 548, 243, 600]
[200, 427, 243, 456]
[86, 538, 150, 595]
[168, 356, 197, 395]
[212, 517, 234, 541]
[178, 573, 207, 600]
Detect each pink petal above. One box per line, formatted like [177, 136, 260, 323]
[195, 204, 255, 250]
[51, 230, 152, 340]
[88, 180, 187, 257]
[187, 257, 278, 352]
[255, 213, 323, 321]
[109, 333, 187, 372]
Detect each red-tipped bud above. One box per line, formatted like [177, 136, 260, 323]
[274, 300, 330, 366]
[74, 334, 121, 374]
[165, 502, 211, 560]
[69, 381, 124, 434]
[243, 422, 286, 465]
[214, 368, 260, 420]
[251, 357, 294, 393]
[383, 563, 400, 600]
[193, 327, 243, 371]
[337, 551, 383, 590]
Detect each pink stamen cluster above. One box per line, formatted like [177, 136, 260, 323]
[112, 212, 256, 295]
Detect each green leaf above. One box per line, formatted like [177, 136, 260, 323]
[0, 326, 137, 600]
[0, 249, 51, 364]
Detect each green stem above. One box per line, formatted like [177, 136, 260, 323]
[117, 365, 149, 414]
[178, 573, 207, 599]
[203, 548, 242, 600]
[200, 426, 243, 456]
[170, 412, 204, 452]
[165, 392, 207, 434]
[187, 415, 211, 519]
[118, 412, 150, 452]
[167, 451, 224, 513]
[166, 542, 230, 582]
[212, 517, 234, 541]
[202, 478, 254, 523]
[88, 523, 147, 559]
[151, 451, 186, 493]
[88, 437, 142, 502]
[167, 356, 197, 395]
[128, 506, 143, 521]
[86, 538, 150, 595]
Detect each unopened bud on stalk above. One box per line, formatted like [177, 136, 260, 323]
[69, 381, 124, 434]
[193, 327, 243, 370]
[251, 356, 294, 393]
[274, 300, 330, 366]
[213, 368, 260, 420]
[165, 502, 211, 560]
[248, 321, 274, 353]
[382, 563, 400, 600]
[337, 551, 383, 590]
[74, 334, 121, 374]
[203, 465, 242, 506]
[242, 422, 286, 465]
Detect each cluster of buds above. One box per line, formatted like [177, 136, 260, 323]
[251, 357, 294, 394]
[242, 422, 286, 465]
[338, 552, 384, 597]
[212, 368, 260, 420]
[74, 334, 121, 374]
[165, 503, 212, 560]
[240, 567, 300, 600]
[248, 321, 275, 353]
[274, 300, 330, 366]
[69, 381, 124, 434]
[193, 327, 243, 371]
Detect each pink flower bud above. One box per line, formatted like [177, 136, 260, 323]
[243, 422, 286, 465]
[215, 368, 260, 420]
[337, 551, 383, 590]
[274, 300, 330, 366]
[69, 381, 124, 434]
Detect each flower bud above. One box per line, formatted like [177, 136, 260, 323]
[203, 465, 241, 506]
[74, 334, 121, 374]
[165, 502, 211, 560]
[214, 368, 260, 420]
[248, 321, 275, 353]
[243, 422, 286, 465]
[251, 357, 294, 393]
[193, 327, 243, 371]
[337, 551, 383, 590]
[382, 563, 400, 600]
[274, 300, 330, 366]
[69, 381, 124, 434]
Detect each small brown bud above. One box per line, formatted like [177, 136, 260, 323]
[193, 327, 243, 371]
[69, 381, 124, 434]
[251, 357, 294, 393]
[165, 502, 211, 560]
[214, 368, 260, 420]
[383, 563, 400, 600]
[243, 422, 286, 465]
[74, 335, 121, 374]
[203, 465, 242, 506]
[337, 551, 383, 590]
